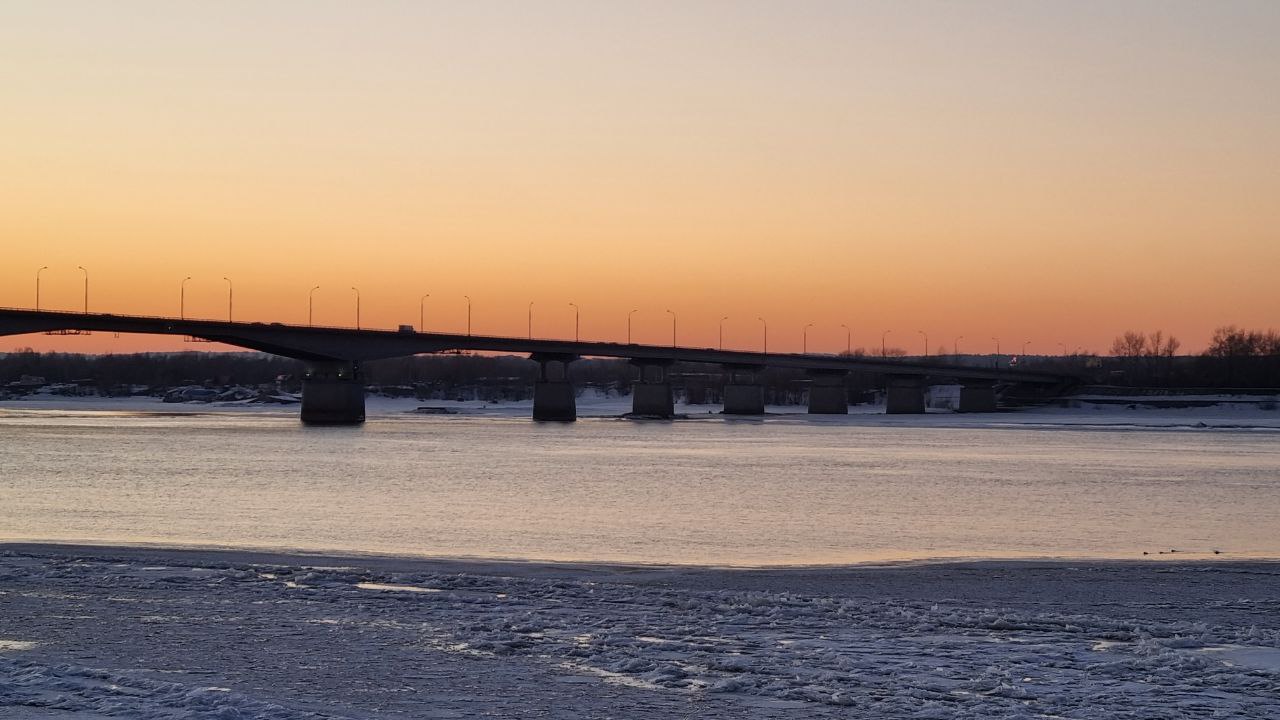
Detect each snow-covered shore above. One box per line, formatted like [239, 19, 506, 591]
[2, 545, 1278, 718]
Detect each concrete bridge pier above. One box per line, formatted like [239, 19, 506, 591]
[630, 360, 675, 418]
[885, 374, 927, 414]
[806, 370, 849, 414]
[722, 366, 766, 415]
[532, 353, 577, 422]
[958, 380, 999, 413]
[301, 360, 366, 425]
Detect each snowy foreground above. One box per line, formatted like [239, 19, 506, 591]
[2, 546, 1278, 718]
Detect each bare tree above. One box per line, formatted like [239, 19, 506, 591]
[1264, 330, 1280, 356]
[1207, 326, 1258, 358]
[1111, 331, 1147, 358]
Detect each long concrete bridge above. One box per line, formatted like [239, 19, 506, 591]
[0, 308, 1076, 424]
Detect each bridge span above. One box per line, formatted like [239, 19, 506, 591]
[0, 308, 1076, 424]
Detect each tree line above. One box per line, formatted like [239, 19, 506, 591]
[1107, 326, 1279, 387]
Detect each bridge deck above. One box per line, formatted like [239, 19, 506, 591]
[0, 308, 1071, 384]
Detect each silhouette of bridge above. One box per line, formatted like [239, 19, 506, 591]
[0, 308, 1075, 424]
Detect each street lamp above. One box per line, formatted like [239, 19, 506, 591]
[917, 330, 928, 357]
[527, 301, 534, 339]
[1022, 340, 1031, 356]
[627, 309, 638, 344]
[803, 323, 814, 354]
[309, 286, 321, 327]
[35, 266, 48, 310]
[719, 316, 729, 350]
[758, 317, 767, 355]
[464, 295, 471, 336]
[954, 335, 964, 363]
[181, 276, 193, 319]
[77, 266, 88, 314]
[568, 302, 579, 342]
[840, 324, 851, 355]
[881, 329, 892, 359]
[419, 293, 429, 332]
[351, 287, 361, 330]
[222, 277, 232, 322]
[992, 336, 1001, 368]
[665, 309, 676, 348]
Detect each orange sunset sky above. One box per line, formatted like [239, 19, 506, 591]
[2, 2, 1277, 356]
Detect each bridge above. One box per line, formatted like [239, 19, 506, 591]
[0, 307, 1076, 424]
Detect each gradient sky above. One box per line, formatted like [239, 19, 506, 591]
[2, 1, 1277, 355]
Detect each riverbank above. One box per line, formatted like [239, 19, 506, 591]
[2, 544, 1278, 718]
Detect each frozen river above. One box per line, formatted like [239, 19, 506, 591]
[3, 398, 1280, 718]
[2, 398, 1278, 564]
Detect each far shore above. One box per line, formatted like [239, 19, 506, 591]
[2, 392, 1279, 430]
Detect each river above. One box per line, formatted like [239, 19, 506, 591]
[2, 401, 1277, 565]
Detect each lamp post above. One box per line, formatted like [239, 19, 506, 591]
[569, 302, 579, 342]
[992, 337, 1001, 368]
[77, 266, 88, 313]
[627, 309, 638, 344]
[464, 295, 471, 336]
[917, 330, 928, 357]
[527, 302, 534, 339]
[665, 309, 676, 348]
[840, 324, 851, 355]
[419, 293, 429, 332]
[881, 329, 892, 359]
[803, 323, 814, 354]
[351, 287, 361, 330]
[181, 276, 193, 319]
[35, 266, 48, 310]
[1022, 340, 1031, 356]
[309, 286, 320, 327]
[758, 317, 767, 355]
[719, 316, 729, 350]
[222, 277, 232, 322]
[954, 335, 964, 363]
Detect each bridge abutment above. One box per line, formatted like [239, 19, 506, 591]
[630, 361, 675, 418]
[722, 366, 765, 415]
[301, 361, 366, 425]
[957, 380, 998, 413]
[806, 370, 849, 414]
[532, 354, 577, 422]
[885, 375, 926, 414]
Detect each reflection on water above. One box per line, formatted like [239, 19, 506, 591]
[1, 409, 1278, 565]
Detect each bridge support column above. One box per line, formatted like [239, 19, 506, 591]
[629, 361, 674, 418]
[532, 354, 577, 422]
[958, 380, 998, 413]
[885, 375, 926, 414]
[806, 370, 849, 414]
[722, 366, 765, 415]
[301, 361, 365, 425]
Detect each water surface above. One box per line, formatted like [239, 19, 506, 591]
[2, 407, 1277, 565]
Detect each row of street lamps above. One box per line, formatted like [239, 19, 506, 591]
[35, 266, 89, 314]
[30, 268, 1035, 356]
[528, 302, 581, 341]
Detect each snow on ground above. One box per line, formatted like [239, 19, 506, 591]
[2, 546, 1278, 718]
[3, 392, 1279, 431]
